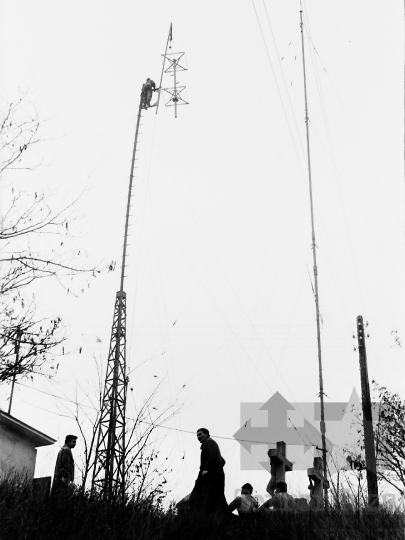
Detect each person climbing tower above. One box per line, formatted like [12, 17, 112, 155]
[141, 78, 158, 109]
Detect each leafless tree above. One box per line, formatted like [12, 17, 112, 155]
[65, 354, 180, 505]
[0, 302, 63, 383]
[345, 382, 405, 499]
[0, 95, 42, 176]
[124, 383, 177, 507]
[0, 97, 97, 298]
[372, 382, 405, 497]
[0, 94, 106, 384]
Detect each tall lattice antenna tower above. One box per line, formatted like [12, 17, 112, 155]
[91, 24, 186, 500]
[91, 92, 143, 501]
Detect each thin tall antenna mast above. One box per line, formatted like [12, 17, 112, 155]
[156, 23, 173, 115]
[299, 10, 329, 507]
[91, 94, 143, 501]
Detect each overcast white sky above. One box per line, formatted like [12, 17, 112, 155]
[0, 1, 403, 503]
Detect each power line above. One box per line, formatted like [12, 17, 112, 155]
[251, 0, 306, 181]
[15, 380, 314, 447]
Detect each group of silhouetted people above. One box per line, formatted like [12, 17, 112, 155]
[52, 428, 302, 516]
[176, 428, 299, 518]
[228, 480, 295, 515]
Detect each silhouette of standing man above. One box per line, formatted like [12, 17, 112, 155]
[53, 435, 77, 494]
[188, 428, 228, 513]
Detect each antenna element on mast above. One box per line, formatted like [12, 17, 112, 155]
[156, 24, 173, 115]
[162, 53, 188, 118]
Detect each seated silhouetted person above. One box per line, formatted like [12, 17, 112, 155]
[228, 483, 259, 515]
[259, 481, 294, 512]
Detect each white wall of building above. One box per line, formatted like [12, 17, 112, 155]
[0, 423, 37, 479]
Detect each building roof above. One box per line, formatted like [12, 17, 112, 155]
[0, 410, 56, 447]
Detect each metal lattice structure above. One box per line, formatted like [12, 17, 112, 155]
[91, 25, 187, 500]
[91, 291, 127, 500]
[91, 96, 143, 500]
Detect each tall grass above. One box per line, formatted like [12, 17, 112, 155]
[0, 479, 403, 540]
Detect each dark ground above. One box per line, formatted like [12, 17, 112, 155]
[0, 482, 404, 540]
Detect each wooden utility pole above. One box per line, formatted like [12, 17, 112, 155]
[357, 315, 379, 508]
[8, 327, 22, 414]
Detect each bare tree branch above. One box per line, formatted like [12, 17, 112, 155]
[0, 94, 108, 384]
